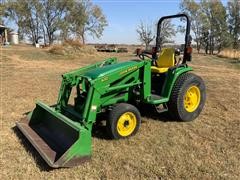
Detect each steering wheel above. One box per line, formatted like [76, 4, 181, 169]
[138, 52, 152, 60]
[138, 52, 157, 66]
[138, 53, 151, 60]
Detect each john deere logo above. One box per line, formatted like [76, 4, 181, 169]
[120, 66, 138, 75]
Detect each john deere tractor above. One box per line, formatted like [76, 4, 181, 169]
[16, 14, 206, 168]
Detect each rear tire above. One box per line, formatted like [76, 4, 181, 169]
[168, 73, 206, 121]
[107, 103, 141, 139]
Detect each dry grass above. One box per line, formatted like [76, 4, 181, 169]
[218, 49, 240, 60]
[48, 45, 66, 55]
[49, 40, 98, 57]
[0, 46, 240, 179]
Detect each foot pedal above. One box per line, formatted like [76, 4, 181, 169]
[155, 104, 168, 113]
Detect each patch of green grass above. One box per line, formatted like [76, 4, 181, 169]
[196, 55, 240, 70]
[213, 56, 240, 69]
[228, 59, 240, 69]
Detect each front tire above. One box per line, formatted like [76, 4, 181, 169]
[168, 73, 206, 121]
[107, 103, 141, 139]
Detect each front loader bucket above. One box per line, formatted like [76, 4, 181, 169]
[16, 101, 91, 168]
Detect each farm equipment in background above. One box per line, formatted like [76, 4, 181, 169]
[95, 44, 117, 52]
[95, 44, 128, 53]
[117, 47, 128, 53]
[94, 44, 108, 52]
[16, 14, 206, 168]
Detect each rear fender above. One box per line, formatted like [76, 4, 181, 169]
[161, 66, 193, 98]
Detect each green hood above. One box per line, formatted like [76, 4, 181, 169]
[83, 60, 141, 79]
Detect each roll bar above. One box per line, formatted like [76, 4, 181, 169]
[155, 14, 191, 63]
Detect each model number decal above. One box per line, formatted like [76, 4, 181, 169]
[101, 77, 109, 82]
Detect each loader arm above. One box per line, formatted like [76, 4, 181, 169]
[55, 57, 117, 112]
[57, 59, 152, 125]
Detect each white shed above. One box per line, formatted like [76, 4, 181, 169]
[9, 32, 19, 44]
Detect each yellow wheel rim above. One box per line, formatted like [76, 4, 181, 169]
[117, 112, 137, 137]
[184, 86, 201, 112]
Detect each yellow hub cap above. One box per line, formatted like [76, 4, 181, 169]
[117, 112, 137, 137]
[184, 86, 201, 112]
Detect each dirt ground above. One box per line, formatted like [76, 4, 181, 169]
[0, 45, 239, 179]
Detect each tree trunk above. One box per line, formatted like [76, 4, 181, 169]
[205, 42, 208, 54]
[233, 39, 238, 49]
[209, 36, 212, 54]
[81, 34, 85, 45]
[210, 36, 214, 55]
[48, 30, 54, 45]
[18, 28, 23, 41]
[31, 28, 36, 45]
[49, 35, 53, 45]
[145, 42, 149, 50]
[217, 44, 222, 54]
[42, 27, 46, 46]
[211, 40, 214, 55]
[196, 41, 200, 54]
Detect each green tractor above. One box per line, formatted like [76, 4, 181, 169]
[16, 14, 206, 168]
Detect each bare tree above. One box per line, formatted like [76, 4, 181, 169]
[136, 21, 155, 48]
[159, 19, 175, 46]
